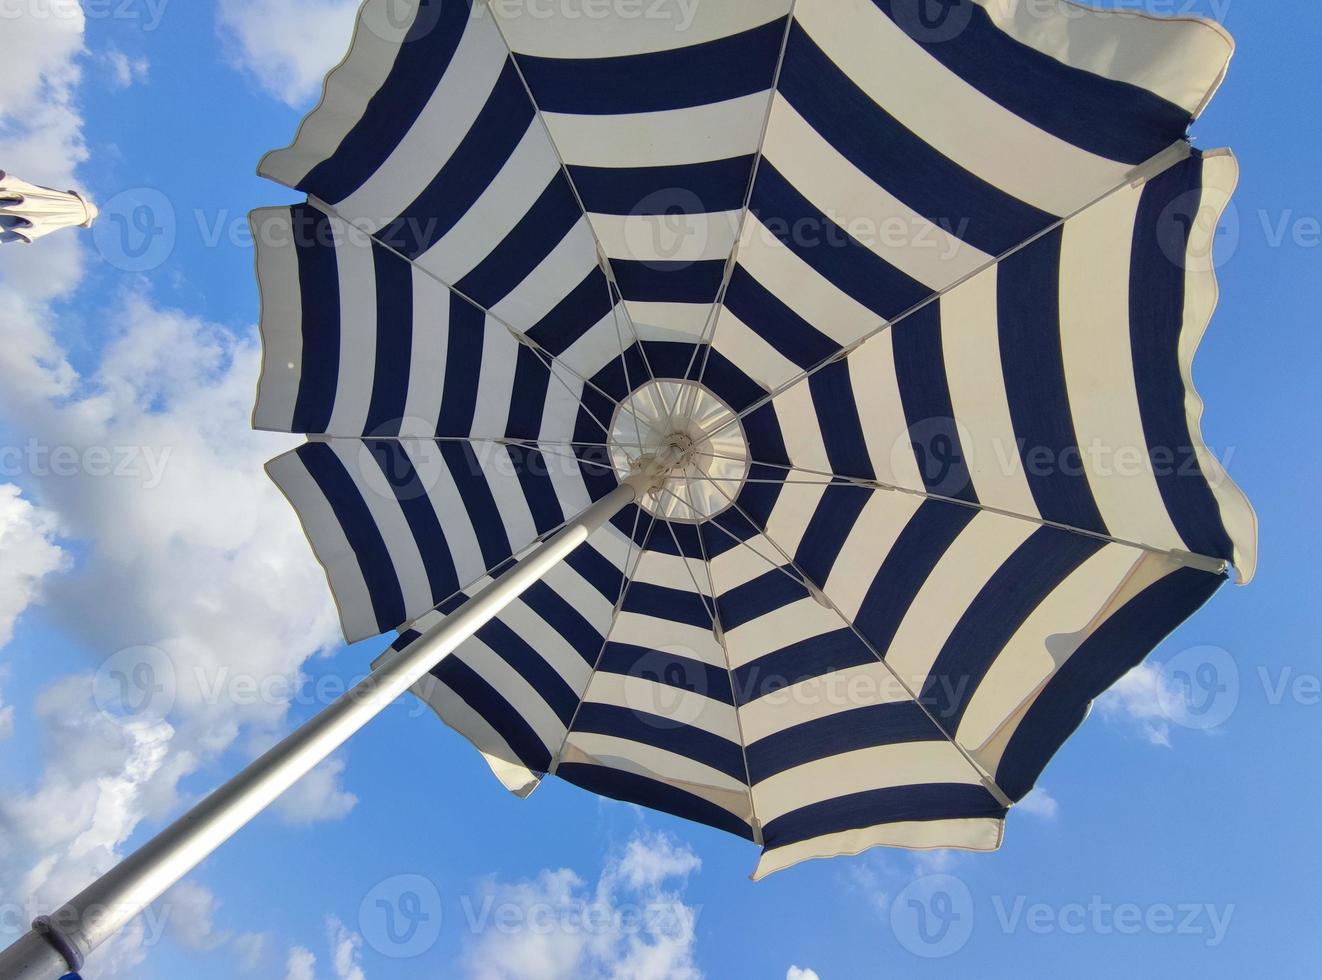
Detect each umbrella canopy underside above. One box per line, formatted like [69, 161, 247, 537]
[251, 0, 1256, 878]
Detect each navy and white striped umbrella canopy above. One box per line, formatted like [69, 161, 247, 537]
[250, 0, 1256, 878]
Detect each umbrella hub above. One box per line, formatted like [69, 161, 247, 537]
[608, 379, 749, 523]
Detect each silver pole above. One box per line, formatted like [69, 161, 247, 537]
[0, 455, 675, 979]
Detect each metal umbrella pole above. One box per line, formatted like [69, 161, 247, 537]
[0, 452, 679, 980]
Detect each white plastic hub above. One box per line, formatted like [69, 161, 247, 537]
[608, 380, 750, 522]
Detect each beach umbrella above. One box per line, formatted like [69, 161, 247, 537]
[0, 171, 97, 244]
[0, 1, 1257, 976]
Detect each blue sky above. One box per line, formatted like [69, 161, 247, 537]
[0, 1, 1318, 977]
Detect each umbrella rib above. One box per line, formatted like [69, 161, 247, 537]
[302, 195, 653, 444]
[692, 471, 1016, 809]
[693, 449, 1229, 574]
[550, 507, 658, 775]
[484, 12, 663, 394]
[667, 4, 800, 431]
[691, 140, 1195, 449]
[677, 475, 765, 846]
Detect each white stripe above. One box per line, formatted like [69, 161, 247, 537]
[591, 210, 739, 264]
[560, 734, 750, 813]
[326, 217, 379, 434]
[752, 742, 985, 822]
[542, 92, 771, 168]
[739, 663, 909, 743]
[488, 218, 600, 331]
[753, 818, 1002, 880]
[851, 331, 924, 490]
[621, 301, 714, 346]
[399, 272, 451, 436]
[252, 208, 303, 431]
[709, 307, 799, 394]
[583, 673, 742, 742]
[723, 597, 835, 672]
[412, 673, 540, 796]
[454, 639, 564, 754]
[941, 268, 1040, 518]
[492, 0, 789, 58]
[471, 324, 521, 438]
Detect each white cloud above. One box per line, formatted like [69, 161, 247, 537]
[464, 829, 703, 980]
[0, 483, 66, 646]
[274, 756, 359, 826]
[1096, 663, 1179, 746]
[285, 944, 318, 980]
[216, 0, 361, 107]
[787, 968, 821, 980]
[104, 48, 150, 89]
[233, 931, 271, 972]
[165, 879, 229, 951]
[327, 916, 366, 980]
[1016, 786, 1059, 821]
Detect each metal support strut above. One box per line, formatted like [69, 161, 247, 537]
[0, 451, 679, 980]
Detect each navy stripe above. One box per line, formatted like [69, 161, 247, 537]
[291, 205, 340, 434]
[364, 242, 413, 435]
[724, 265, 838, 369]
[455, 174, 582, 308]
[746, 701, 940, 783]
[436, 298, 484, 435]
[364, 440, 461, 602]
[794, 483, 870, 586]
[762, 782, 1005, 850]
[473, 617, 579, 726]
[520, 580, 602, 666]
[751, 162, 930, 320]
[297, 0, 470, 202]
[718, 569, 805, 632]
[296, 442, 405, 632]
[526, 268, 613, 356]
[563, 543, 626, 603]
[854, 501, 976, 657]
[384, 62, 534, 259]
[515, 18, 785, 114]
[1130, 156, 1235, 562]
[571, 703, 746, 782]
[505, 445, 564, 536]
[622, 582, 713, 630]
[870, 0, 1192, 165]
[733, 629, 878, 707]
[997, 566, 1224, 801]
[808, 360, 876, 481]
[434, 657, 551, 773]
[568, 156, 754, 216]
[780, 22, 1055, 249]
[557, 763, 754, 840]
[440, 441, 513, 568]
[391, 628, 423, 653]
[922, 528, 1105, 727]
[613, 259, 725, 304]
[998, 228, 1107, 533]
[503, 345, 550, 440]
[893, 304, 977, 503]
[597, 644, 734, 706]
